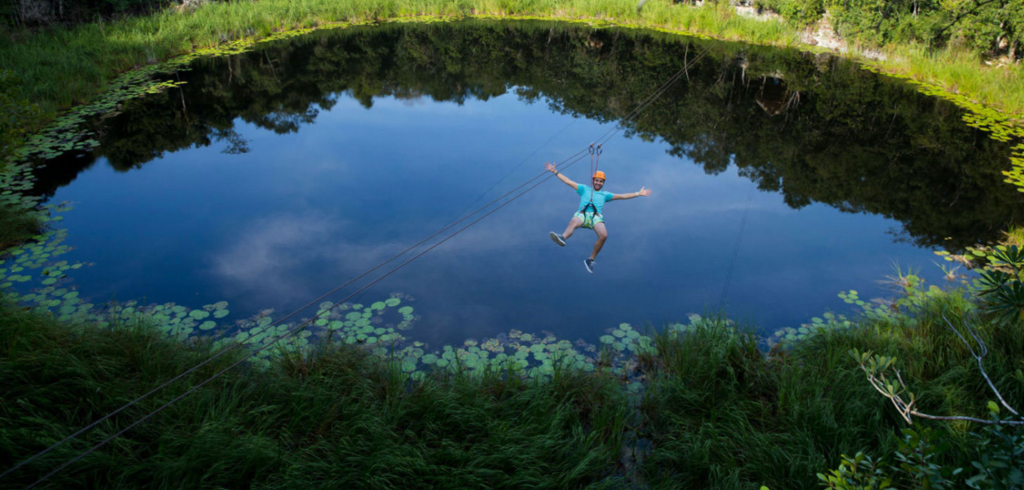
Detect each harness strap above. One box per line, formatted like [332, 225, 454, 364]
[587, 144, 604, 205]
[588, 144, 596, 179]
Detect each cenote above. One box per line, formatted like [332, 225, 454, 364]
[24, 20, 1024, 350]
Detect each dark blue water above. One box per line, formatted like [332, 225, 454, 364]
[30, 21, 1023, 347]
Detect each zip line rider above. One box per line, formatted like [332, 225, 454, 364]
[545, 161, 652, 274]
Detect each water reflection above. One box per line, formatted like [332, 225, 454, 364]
[32, 20, 1024, 345]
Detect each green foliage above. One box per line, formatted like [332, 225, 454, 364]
[0, 69, 39, 166]
[972, 245, 1024, 326]
[4, 231, 1024, 487]
[0, 300, 629, 489]
[750, 0, 1024, 58]
[756, 0, 826, 26]
[818, 411, 1024, 490]
[894, 427, 959, 489]
[825, 0, 1024, 56]
[818, 428, 962, 489]
[0, 155, 43, 251]
[966, 404, 1024, 489]
[818, 452, 893, 489]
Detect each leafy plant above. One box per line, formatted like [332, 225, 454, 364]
[894, 427, 959, 489]
[977, 245, 1024, 326]
[818, 427, 963, 489]
[817, 452, 893, 489]
[966, 403, 1024, 490]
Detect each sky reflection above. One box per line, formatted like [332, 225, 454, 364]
[44, 89, 952, 347]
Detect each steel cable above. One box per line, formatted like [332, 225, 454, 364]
[0, 147, 588, 485]
[18, 150, 591, 490]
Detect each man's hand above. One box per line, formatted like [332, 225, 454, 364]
[546, 162, 578, 189]
[638, 187, 652, 197]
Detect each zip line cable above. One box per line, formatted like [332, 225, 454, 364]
[366, 44, 710, 302]
[718, 185, 755, 310]
[337, 46, 709, 305]
[0, 147, 588, 485]
[451, 116, 580, 222]
[331, 46, 709, 311]
[6, 47, 711, 488]
[453, 44, 709, 222]
[18, 150, 591, 490]
[592, 45, 711, 148]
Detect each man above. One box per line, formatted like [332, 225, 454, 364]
[544, 162, 652, 273]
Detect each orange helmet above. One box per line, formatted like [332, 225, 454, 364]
[593, 171, 606, 180]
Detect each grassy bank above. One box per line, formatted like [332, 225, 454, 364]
[3, 270, 1023, 488]
[0, 300, 631, 489]
[0, 202, 39, 251]
[0, 0, 1021, 140]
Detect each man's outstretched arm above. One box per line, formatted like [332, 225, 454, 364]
[545, 162, 579, 190]
[612, 187, 653, 200]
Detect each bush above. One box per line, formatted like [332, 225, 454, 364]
[755, 0, 827, 26]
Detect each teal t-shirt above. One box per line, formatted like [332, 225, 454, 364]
[576, 184, 615, 214]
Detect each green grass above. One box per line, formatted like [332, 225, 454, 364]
[635, 291, 1024, 488]
[0, 201, 40, 251]
[0, 299, 630, 489]
[3, 275, 1023, 488]
[885, 43, 1024, 122]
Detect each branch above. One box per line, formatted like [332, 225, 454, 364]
[854, 348, 1022, 427]
[942, 313, 1019, 416]
[911, 411, 1024, 425]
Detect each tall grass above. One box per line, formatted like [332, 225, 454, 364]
[890, 43, 1024, 119]
[0, 201, 40, 250]
[637, 291, 1024, 489]
[0, 299, 629, 489]
[4, 276, 1023, 488]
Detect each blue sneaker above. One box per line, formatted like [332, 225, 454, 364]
[550, 231, 566, 247]
[584, 258, 595, 274]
